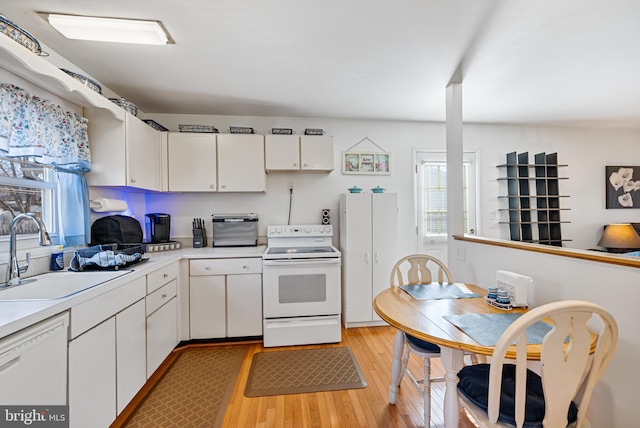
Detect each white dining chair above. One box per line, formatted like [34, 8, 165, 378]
[457, 300, 618, 428]
[390, 254, 477, 427]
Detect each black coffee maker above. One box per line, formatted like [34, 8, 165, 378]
[145, 213, 171, 243]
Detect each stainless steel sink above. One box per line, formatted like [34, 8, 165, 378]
[0, 270, 133, 301]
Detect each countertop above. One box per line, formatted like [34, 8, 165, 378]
[0, 245, 266, 339]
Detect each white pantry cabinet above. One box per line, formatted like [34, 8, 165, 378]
[189, 257, 263, 339]
[339, 192, 398, 327]
[167, 132, 217, 191]
[217, 134, 266, 192]
[265, 135, 334, 172]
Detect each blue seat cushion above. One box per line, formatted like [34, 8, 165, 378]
[457, 364, 578, 428]
[405, 333, 441, 353]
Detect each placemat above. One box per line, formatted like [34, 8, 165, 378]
[443, 313, 554, 346]
[399, 282, 481, 300]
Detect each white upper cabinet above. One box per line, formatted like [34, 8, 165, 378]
[168, 132, 217, 191]
[86, 111, 163, 191]
[217, 134, 266, 192]
[265, 135, 300, 171]
[265, 135, 334, 172]
[300, 135, 334, 171]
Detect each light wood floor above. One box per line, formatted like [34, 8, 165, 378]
[220, 325, 478, 428]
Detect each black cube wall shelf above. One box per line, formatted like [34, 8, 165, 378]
[497, 152, 571, 246]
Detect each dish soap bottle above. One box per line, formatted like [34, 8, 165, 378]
[50, 245, 64, 271]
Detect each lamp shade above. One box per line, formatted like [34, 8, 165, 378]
[597, 223, 640, 251]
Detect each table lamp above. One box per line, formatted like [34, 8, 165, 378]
[597, 223, 640, 253]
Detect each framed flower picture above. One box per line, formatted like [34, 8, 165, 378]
[342, 151, 391, 175]
[606, 166, 640, 208]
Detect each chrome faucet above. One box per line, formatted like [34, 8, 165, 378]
[5, 213, 52, 287]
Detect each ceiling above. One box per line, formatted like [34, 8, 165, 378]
[3, 0, 640, 126]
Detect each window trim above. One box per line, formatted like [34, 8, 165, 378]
[414, 149, 478, 244]
[0, 157, 58, 251]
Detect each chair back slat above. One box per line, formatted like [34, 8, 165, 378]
[486, 301, 618, 428]
[390, 254, 454, 287]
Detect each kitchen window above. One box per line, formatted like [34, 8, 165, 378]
[415, 151, 477, 244]
[0, 157, 57, 251]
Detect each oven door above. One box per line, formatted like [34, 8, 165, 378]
[262, 258, 341, 318]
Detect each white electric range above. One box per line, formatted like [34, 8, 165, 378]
[262, 225, 342, 347]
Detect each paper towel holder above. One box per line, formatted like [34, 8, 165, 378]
[90, 198, 128, 212]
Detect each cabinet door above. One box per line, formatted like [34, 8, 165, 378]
[168, 132, 217, 191]
[126, 113, 162, 191]
[189, 275, 226, 339]
[69, 318, 116, 428]
[227, 273, 262, 337]
[265, 135, 300, 171]
[146, 297, 178, 378]
[300, 136, 333, 171]
[340, 193, 374, 323]
[217, 134, 266, 192]
[116, 299, 146, 414]
[371, 193, 398, 321]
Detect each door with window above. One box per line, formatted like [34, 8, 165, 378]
[415, 151, 477, 265]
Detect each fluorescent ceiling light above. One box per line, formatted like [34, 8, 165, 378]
[47, 14, 172, 45]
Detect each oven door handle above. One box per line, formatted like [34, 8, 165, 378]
[262, 258, 341, 267]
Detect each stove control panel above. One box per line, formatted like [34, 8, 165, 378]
[267, 224, 333, 237]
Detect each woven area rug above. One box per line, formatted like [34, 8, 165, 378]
[122, 347, 246, 428]
[244, 347, 367, 397]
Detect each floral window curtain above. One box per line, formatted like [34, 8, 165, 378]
[0, 83, 91, 246]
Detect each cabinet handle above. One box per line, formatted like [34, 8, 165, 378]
[162, 293, 167, 299]
[242, 265, 248, 269]
[374, 252, 379, 263]
[293, 162, 298, 167]
[303, 163, 308, 167]
[364, 252, 370, 263]
[221, 184, 226, 189]
[209, 184, 215, 189]
[163, 273, 168, 278]
[130, 178, 136, 183]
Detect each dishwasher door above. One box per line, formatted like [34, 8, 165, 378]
[0, 312, 69, 405]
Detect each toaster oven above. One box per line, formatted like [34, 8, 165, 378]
[211, 213, 258, 247]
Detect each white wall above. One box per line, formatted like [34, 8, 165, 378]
[138, 113, 447, 250]
[449, 239, 639, 428]
[113, 113, 640, 252]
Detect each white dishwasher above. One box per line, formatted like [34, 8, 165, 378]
[0, 312, 69, 405]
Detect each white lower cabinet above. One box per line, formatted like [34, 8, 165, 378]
[145, 262, 179, 378]
[189, 258, 262, 339]
[227, 274, 263, 337]
[68, 317, 117, 428]
[190, 275, 226, 338]
[146, 296, 178, 377]
[116, 299, 147, 413]
[68, 276, 146, 428]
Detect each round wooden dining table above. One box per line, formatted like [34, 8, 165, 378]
[373, 284, 530, 428]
